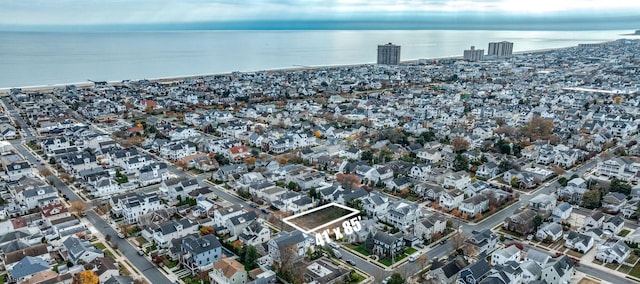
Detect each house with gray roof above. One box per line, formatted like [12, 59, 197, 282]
[596, 238, 631, 264]
[8, 256, 50, 282]
[564, 230, 594, 253]
[63, 236, 104, 264]
[180, 234, 222, 275]
[541, 255, 574, 284]
[427, 256, 468, 284]
[268, 230, 307, 265]
[372, 231, 404, 257]
[459, 258, 491, 284]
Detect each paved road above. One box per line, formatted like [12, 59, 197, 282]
[85, 210, 175, 284]
[2, 97, 174, 284]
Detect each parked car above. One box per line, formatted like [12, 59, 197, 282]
[329, 242, 340, 249]
[117, 233, 125, 239]
[345, 259, 356, 266]
[137, 250, 144, 256]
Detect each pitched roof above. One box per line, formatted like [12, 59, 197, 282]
[213, 257, 245, 280]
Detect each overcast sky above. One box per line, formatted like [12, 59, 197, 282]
[1, 0, 639, 27]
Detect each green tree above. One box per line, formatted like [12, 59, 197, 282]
[558, 177, 568, 187]
[361, 150, 374, 162]
[533, 215, 543, 232]
[453, 154, 469, 172]
[388, 272, 405, 284]
[240, 245, 259, 270]
[610, 178, 632, 195]
[582, 189, 602, 209]
[510, 177, 520, 188]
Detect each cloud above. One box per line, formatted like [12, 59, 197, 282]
[0, 0, 639, 26]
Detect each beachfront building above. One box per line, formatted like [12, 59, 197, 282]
[488, 41, 513, 57]
[463, 46, 484, 61]
[377, 43, 401, 65]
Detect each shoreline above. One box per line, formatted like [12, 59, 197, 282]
[0, 43, 594, 95]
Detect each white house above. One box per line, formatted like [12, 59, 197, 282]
[442, 171, 471, 190]
[490, 245, 521, 266]
[439, 189, 465, 211]
[596, 238, 631, 264]
[564, 231, 594, 253]
[536, 222, 564, 242]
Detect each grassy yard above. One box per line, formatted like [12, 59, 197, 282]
[605, 263, 619, 270]
[619, 229, 632, 237]
[104, 249, 116, 259]
[566, 250, 584, 258]
[618, 265, 633, 274]
[93, 242, 107, 250]
[627, 253, 640, 265]
[353, 244, 370, 256]
[119, 263, 131, 276]
[630, 262, 640, 278]
[379, 248, 416, 266]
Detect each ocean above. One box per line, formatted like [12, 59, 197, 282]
[0, 29, 635, 89]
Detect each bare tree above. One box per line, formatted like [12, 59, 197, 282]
[451, 136, 470, 153]
[39, 168, 52, 177]
[69, 200, 88, 217]
[274, 244, 303, 283]
[450, 231, 468, 254]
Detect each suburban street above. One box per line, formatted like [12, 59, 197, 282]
[2, 91, 636, 284]
[0, 96, 174, 284]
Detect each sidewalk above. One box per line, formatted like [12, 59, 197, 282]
[527, 240, 640, 283]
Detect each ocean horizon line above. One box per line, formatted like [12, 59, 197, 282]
[0, 43, 582, 92]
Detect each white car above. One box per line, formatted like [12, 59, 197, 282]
[329, 242, 340, 249]
[117, 233, 125, 239]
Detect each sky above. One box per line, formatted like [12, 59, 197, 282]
[1, 0, 640, 30]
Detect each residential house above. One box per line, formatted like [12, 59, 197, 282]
[226, 211, 258, 237]
[144, 219, 199, 248]
[583, 210, 605, 231]
[214, 204, 246, 227]
[18, 185, 59, 211]
[384, 200, 422, 230]
[536, 223, 564, 242]
[372, 231, 404, 257]
[417, 183, 445, 201]
[268, 230, 307, 265]
[540, 255, 574, 284]
[302, 258, 349, 284]
[239, 220, 271, 246]
[595, 238, 631, 264]
[90, 257, 119, 283]
[361, 192, 390, 218]
[138, 162, 171, 187]
[527, 194, 557, 218]
[216, 164, 248, 181]
[160, 141, 198, 161]
[552, 203, 572, 222]
[564, 231, 594, 253]
[504, 209, 537, 236]
[414, 214, 447, 241]
[459, 194, 490, 217]
[439, 189, 465, 211]
[63, 237, 104, 264]
[427, 256, 468, 284]
[442, 171, 471, 190]
[602, 215, 625, 236]
[111, 192, 164, 224]
[41, 137, 71, 157]
[5, 161, 33, 181]
[180, 234, 223, 274]
[458, 258, 491, 284]
[8, 256, 50, 283]
[468, 229, 499, 256]
[491, 245, 522, 266]
[601, 192, 627, 213]
[476, 162, 500, 179]
[524, 248, 551, 267]
[209, 258, 247, 284]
